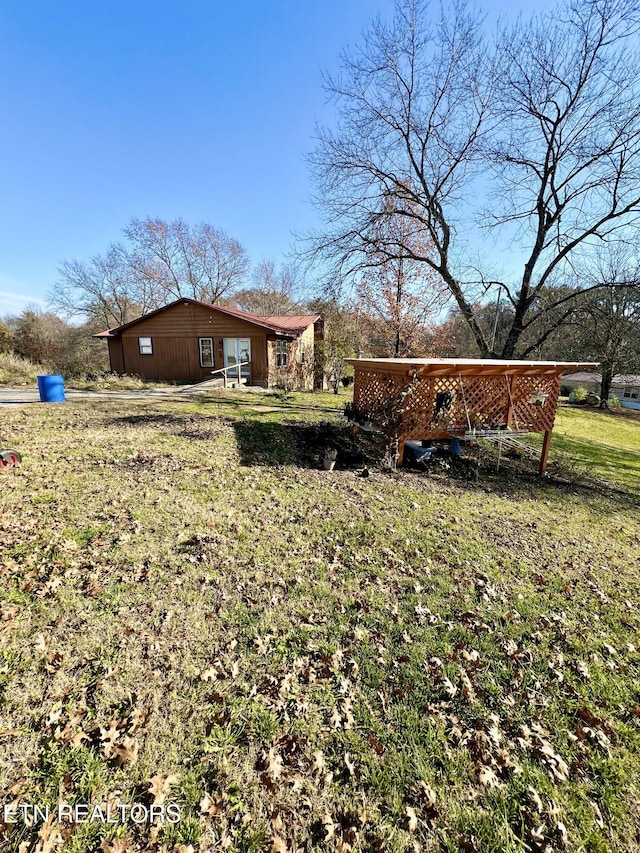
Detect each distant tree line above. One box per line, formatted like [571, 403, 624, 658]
[2, 210, 638, 399]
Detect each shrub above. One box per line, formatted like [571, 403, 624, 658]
[609, 395, 622, 409]
[572, 385, 588, 404]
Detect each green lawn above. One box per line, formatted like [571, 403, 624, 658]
[551, 405, 640, 492]
[0, 393, 639, 853]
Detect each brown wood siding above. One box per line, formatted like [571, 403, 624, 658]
[108, 339, 125, 374]
[115, 301, 269, 383]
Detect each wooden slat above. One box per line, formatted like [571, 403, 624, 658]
[348, 363, 568, 475]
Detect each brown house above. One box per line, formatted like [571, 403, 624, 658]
[94, 298, 322, 390]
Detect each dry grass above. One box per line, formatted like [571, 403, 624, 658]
[0, 393, 639, 853]
[0, 353, 44, 386]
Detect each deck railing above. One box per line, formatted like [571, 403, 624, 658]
[210, 361, 251, 388]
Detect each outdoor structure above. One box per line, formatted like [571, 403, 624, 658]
[345, 358, 598, 475]
[95, 298, 322, 389]
[562, 371, 640, 410]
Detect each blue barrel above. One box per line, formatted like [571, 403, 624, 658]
[37, 374, 66, 403]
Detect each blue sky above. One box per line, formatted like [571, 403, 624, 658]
[0, 0, 533, 319]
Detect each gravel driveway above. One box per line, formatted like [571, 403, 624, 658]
[0, 387, 191, 405]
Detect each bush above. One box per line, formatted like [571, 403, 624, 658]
[560, 384, 572, 397]
[0, 320, 13, 354]
[609, 395, 622, 409]
[572, 385, 588, 404]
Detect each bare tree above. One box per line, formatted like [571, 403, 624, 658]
[52, 245, 151, 328]
[124, 217, 249, 305]
[307, 0, 640, 358]
[537, 249, 640, 404]
[581, 285, 640, 405]
[231, 259, 300, 316]
[51, 218, 250, 326]
[356, 212, 447, 356]
[0, 319, 12, 353]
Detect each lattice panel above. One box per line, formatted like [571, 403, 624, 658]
[352, 369, 407, 419]
[352, 369, 561, 443]
[510, 375, 560, 433]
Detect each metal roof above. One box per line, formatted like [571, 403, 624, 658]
[563, 371, 640, 385]
[260, 315, 321, 334]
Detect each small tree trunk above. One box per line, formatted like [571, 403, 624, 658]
[599, 363, 613, 408]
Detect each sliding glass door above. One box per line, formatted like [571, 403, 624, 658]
[223, 339, 251, 381]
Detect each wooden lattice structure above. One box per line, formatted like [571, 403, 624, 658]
[345, 358, 598, 475]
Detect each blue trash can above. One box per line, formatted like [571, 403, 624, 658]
[37, 374, 66, 403]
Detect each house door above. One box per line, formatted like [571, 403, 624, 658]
[223, 338, 251, 381]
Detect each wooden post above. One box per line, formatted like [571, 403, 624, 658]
[506, 376, 515, 428]
[353, 370, 361, 406]
[539, 429, 552, 476]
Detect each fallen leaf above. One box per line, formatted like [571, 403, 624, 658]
[112, 736, 139, 766]
[310, 750, 325, 776]
[200, 791, 223, 818]
[530, 824, 546, 844]
[528, 786, 543, 812]
[323, 813, 336, 842]
[265, 747, 284, 783]
[148, 773, 178, 805]
[344, 752, 356, 776]
[406, 806, 418, 832]
[477, 765, 501, 789]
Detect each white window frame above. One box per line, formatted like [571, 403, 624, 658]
[276, 339, 289, 368]
[199, 337, 214, 368]
[138, 336, 153, 355]
[223, 338, 251, 379]
[298, 340, 307, 365]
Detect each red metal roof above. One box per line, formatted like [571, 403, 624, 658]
[260, 315, 321, 335]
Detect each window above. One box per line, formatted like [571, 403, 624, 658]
[623, 386, 639, 399]
[199, 337, 214, 367]
[298, 340, 307, 365]
[138, 336, 153, 355]
[276, 339, 289, 368]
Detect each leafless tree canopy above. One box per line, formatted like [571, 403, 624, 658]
[124, 218, 249, 306]
[307, 0, 640, 357]
[51, 218, 250, 328]
[536, 247, 640, 403]
[230, 260, 301, 316]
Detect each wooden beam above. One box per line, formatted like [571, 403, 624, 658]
[539, 429, 552, 476]
[506, 376, 515, 428]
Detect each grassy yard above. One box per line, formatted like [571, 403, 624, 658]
[0, 392, 639, 853]
[552, 406, 640, 493]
